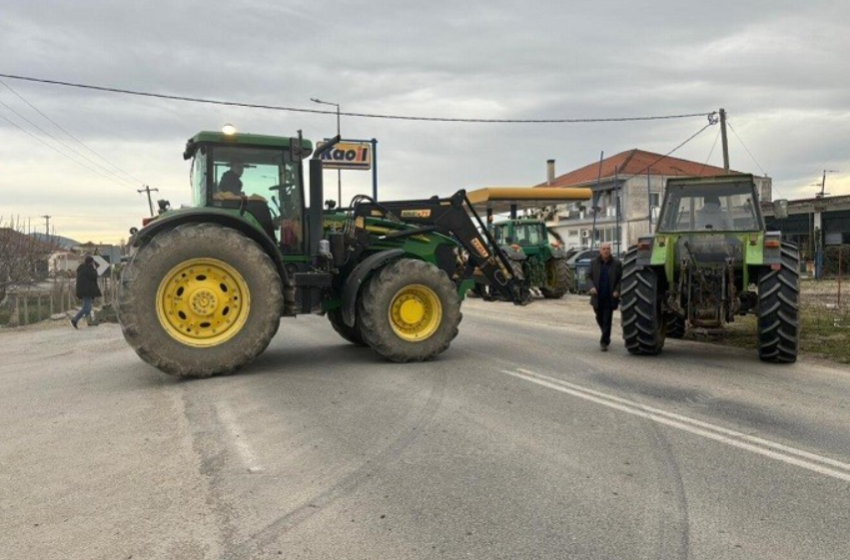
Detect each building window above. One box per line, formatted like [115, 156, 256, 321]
[650, 193, 661, 207]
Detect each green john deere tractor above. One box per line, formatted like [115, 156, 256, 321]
[490, 219, 573, 299]
[118, 130, 527, 378]
[620, 174, 800, 363]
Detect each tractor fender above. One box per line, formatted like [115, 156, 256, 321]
[550, 246, 566, 259]
[132, 210, 288, 285]
[342, 249, 405, 327]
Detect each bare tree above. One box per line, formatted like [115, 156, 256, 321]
[0, 216, 60, 303]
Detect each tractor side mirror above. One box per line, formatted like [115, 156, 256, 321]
[773, 199, 789, 219]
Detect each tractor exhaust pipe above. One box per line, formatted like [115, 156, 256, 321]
[309, 135, 341, 257]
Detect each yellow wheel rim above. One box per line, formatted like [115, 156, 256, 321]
[388, 284, 442, 342]
[156, 258, 250, 347]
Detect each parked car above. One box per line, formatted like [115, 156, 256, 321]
[565, 249, 598, 293]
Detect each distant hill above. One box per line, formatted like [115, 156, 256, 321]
[29, 232, 80, 250]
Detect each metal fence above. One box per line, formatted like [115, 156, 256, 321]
[0, 275, 118, 328]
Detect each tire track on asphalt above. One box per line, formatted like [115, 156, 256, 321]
[220, 369, 447, 559]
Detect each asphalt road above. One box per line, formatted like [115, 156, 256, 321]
[2, 297, 849, 560]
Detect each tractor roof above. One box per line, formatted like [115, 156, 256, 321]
[466, 186, 592, 214]
[184, 131, 313, 160]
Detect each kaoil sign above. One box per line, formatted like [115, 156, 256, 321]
[317, 140, 372, 170]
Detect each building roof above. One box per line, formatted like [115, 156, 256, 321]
[539, 149, 740, 188]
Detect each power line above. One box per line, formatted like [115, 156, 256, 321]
[698, 128, 722, 176]
[726, 120, 767, 176]
[0, 110, 137, 186]
[630, 117, 718, 177]
[0, 72, 715, 125]
[0, 97, 138, 189]
[0, 79, 147, 186]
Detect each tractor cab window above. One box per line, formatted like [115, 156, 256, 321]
[659, 184, 762, 233]
[207, 146, 304, 253]
[493, 222, 546, 247]
[514, 223, 544, 246]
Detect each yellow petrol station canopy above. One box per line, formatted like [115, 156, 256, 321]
[466, 187, 593, 214]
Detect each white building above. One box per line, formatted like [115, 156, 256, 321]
[538, 150, 772, 254]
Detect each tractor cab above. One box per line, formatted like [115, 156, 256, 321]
[658, 177, 764, 234]
[492, 220, 547, 249]
[183, 131, 313, 254]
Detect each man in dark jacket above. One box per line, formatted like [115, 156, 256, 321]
[588, 242, 622, 351]
[219, 160, 245, 195]
[71, 256, 102, 328]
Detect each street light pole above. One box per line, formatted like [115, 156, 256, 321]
[311, 97, 342, 206]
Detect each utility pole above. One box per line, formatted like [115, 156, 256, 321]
[819, 169, 838, 198]
[41, 215, 51, 238]
[719, 108, 730, 172]
[137, 185, 159, 217]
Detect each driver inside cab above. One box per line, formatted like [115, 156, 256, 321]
[218, 160, 244, 196]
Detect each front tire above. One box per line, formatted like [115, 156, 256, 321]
[118, 223, 283, 378]
[540, 258, 573, 299]
[757, 242, 800, 363]
[327, 308, 367, 346]
[621, 247, 665, 355]
[358, 259, 461, 362]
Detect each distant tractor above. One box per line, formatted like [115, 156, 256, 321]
[620, 174, 799, 363]
[491, 219, 573, 299]
[118, 130, 529, 378]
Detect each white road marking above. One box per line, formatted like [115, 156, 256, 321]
[217, 402, 264, 473]
[505, 368, 850, 483]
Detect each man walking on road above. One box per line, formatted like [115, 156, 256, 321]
[588, 242, 622, 351]
[71, 255, 102, 329]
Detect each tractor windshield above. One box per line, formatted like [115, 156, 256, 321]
[494, 222, 546, 247]
[658, 184, 762, 233]
[191, 144, 305, 253]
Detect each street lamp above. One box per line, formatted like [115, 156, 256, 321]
[819, 169, 839, 198]
[311, 97, 342, 206]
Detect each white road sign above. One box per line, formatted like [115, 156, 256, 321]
[92, 255, 111, 276]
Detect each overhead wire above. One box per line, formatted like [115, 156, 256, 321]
[0, 96, 139, 189]
[0, 72, 715, 124]
[0, 79, 147, 186]
[726, 120, 767, 176]
[0, 110, 139, 186]
[698, 128, 721, 176]
[629, 116, 718, 177]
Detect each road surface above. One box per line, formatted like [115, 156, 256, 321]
[1, 297, 848, 559]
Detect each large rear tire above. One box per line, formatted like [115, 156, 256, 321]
[358, 259, 462, 362]
[540, 258, 573, 299]
[757, 242, 800, 363]
[327, 308, 367, 346]
[118, 223, 283, 378]
[621, 248, 665, 355]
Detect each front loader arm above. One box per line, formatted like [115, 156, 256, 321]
[352, 190, 528, 304]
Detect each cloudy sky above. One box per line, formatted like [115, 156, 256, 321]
[1, 0, 848, 244]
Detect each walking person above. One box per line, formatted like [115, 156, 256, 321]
[588, 242, 622, 351]
[71, 256, 102, 328]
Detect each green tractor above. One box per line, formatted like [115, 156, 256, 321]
[117, 130, 527, 378]
[490, 219, 573, 299]
[620, 174, 800, 363]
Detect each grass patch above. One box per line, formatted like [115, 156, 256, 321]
[704, 306, 850, 364]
